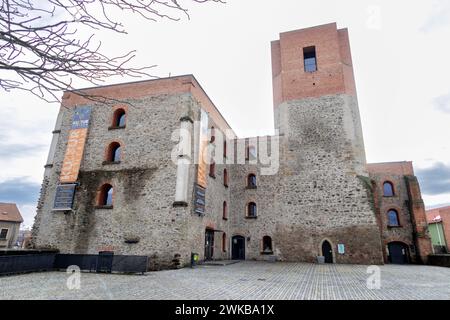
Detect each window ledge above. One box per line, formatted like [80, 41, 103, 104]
[209, 174, 216, 179]
[245, 216, 257, 220]
[222, 217, 228, 221]
[260, 251, 274, 255]
[102, 161, 121, 165]
[388, 225, 402, 228]
[224, 184, 229, 188]
[95, 205, 113, 210]
[246, 186, 257, 190]
[108, 126, 126, 130]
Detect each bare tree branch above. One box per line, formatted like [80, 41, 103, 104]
[0, 0, 225, 103]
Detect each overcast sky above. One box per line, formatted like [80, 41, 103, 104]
[1, 0, 449, 229]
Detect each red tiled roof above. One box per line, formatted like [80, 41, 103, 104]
[0, 203, 24, 223]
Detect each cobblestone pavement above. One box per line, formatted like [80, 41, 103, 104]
[1, 261, 449, 300]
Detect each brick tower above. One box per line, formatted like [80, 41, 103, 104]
[270, 23, 383, 264]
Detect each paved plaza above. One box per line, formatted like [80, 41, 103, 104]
[1, 261, 449, 300]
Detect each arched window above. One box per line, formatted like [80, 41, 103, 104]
[247, 174, 257, 188]
[383, 182, 395, 197]
[262, 236, 273, 253]
[209, 161, 216, 178]
[98, 184, 113, 206]
[247, 202, 257, 218]
[223, 201, 228, 220]
[210, 126, 215, 143]
[106, 142, 121, 162]
[223, 169, 228, 187]
[388, 209, 400, 227]
[222, 233, 227, 252]
[112, 109, 126, 128]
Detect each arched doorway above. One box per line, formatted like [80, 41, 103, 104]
[387, 242, 409, 264]
[232, 235, 245, 260]
[321, 240, 333, 263]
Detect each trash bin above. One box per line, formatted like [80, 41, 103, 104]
[317, 256, 325, 264]
[191, 252, 199, 268]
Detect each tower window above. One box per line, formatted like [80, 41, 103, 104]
[247, 202, 257, 218]
[209, 161, 216, 178]
[98, 184, 114, 207]
[112, 108, 126, 128]
[383, 182, 395, 197]
[106, 142, 122, 163]
[303, 46, 317, 72]
[387, 209, 400, 227]
[247, 174, 257, 188]
[223, 169, 228, 187]
[210, 126, 215, 143]
[223, 201, 228, 220]
[262, 236, 273, 253]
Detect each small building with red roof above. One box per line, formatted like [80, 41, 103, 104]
[0, 203, 24, 248]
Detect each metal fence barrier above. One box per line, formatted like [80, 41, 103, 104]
[0, 254, 56, 275]
[54, 253, 148, 274]
[0, 252, 149, 275]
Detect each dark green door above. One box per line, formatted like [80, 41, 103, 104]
[232, 236, 245, 260]
[204, 229, 214, 261]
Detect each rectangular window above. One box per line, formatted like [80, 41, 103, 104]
[0, 229, 8, 239]
[303, 46, 317, 72]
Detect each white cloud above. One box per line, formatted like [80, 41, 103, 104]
[434, 92, 450, 113]
[420, 0, 450, 32]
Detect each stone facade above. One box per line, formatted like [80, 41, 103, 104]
[32, 23, 431, 269]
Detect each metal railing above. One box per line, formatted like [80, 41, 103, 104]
[0, 252, 149, 275]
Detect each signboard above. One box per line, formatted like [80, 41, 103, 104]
[196, 109, 209, 188]
[60, 106, 92, 183]
[71, 107, 92, 129]
[338, 244, 345, 254]
[193, 184, 206, 216]
[53, 183, 77, 211]
[193, 110, 208, 216]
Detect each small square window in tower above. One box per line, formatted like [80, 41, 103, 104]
[303, 46, 317, 72]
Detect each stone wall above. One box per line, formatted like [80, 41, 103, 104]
[33, 93, 204, 270]
[227, 94, 384, 265]
[32, 21, 427, 269]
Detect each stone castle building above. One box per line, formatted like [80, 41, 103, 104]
[32, 23, 432, 269]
